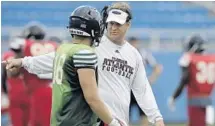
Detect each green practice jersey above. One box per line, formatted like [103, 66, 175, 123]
[51, 43, 98, 126]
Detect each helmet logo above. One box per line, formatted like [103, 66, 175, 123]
[112, 11, 121, 15]
[80, 24, 86, 28]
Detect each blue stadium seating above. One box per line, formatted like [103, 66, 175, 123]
[2, 1, 215, 28]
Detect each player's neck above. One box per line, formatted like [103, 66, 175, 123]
[73, 38, 91, 46]
[29, 39, 43, 43]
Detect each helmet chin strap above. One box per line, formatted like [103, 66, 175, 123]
[189, 44, 198, 53]
[90, 29, 101, 47]
[188, 44, 205, 53]
[196, 48, 205, 53]
[91, 38, 100, 47]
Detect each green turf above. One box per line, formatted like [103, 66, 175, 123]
[132, 124, 185, 126]
[132, 124, 213, 126]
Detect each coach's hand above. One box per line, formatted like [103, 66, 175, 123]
[2, 58, 22, 71]
[155, 119, 165, 126]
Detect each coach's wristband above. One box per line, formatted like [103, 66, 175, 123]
[21, 58, 24, 67]
[155, 116, 163, 122]
[109, 118, 120, 126]
[21, 57, 31, 71]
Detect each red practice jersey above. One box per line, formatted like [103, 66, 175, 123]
[179, 53, 215, 98]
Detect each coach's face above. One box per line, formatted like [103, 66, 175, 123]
[106, 9, 130, 43]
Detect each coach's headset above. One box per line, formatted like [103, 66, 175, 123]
[101, 5, 132, 27]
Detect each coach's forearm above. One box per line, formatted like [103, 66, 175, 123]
[132, 61, 163, 124]
[87, 98, 113, 124]
[22, 52, 55, 75]
[37, 73, 53, 79]
[137, 95, 163, 124]
[134, 82, 163, 124]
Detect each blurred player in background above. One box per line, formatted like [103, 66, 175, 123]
[7, 23, 58, 126]
[128, 37, 163, 84]
[1, 91, 10, 126]
[1, 36, 30, 126]
[128, 36, 163, 126]
[20, 22, 58, 57]
[2, 47, 10, 126]
[48, 36, 62, 45]
[168, 35, 215, 126]
[1, 73, 10, 126]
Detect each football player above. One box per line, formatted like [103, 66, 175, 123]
[168, 35, 215, 126]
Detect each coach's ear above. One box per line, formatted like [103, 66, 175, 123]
[125, 21, 131, 31]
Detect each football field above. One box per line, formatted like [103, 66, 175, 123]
[132, 124, 185, 126]
[132, 124, 213, 126]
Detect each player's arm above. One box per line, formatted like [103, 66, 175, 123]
[75, 50, 119, 125]
[149, 64, 162, 84]
[78, 69, 114, 124]
[172, 66, 189, 100]
[145, 52, 163, 84]
[168, 53, 190, 111]
[171, 53, 190, 100]
[4, 52, 55, 78]
[131, 55, 164, 125]
[1, 64, 8, 94]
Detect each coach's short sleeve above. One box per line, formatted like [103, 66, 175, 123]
[72, 49, 98, 69]
[178, 53, 191, 67]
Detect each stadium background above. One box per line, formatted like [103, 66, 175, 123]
[1, 1, 215, 126]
